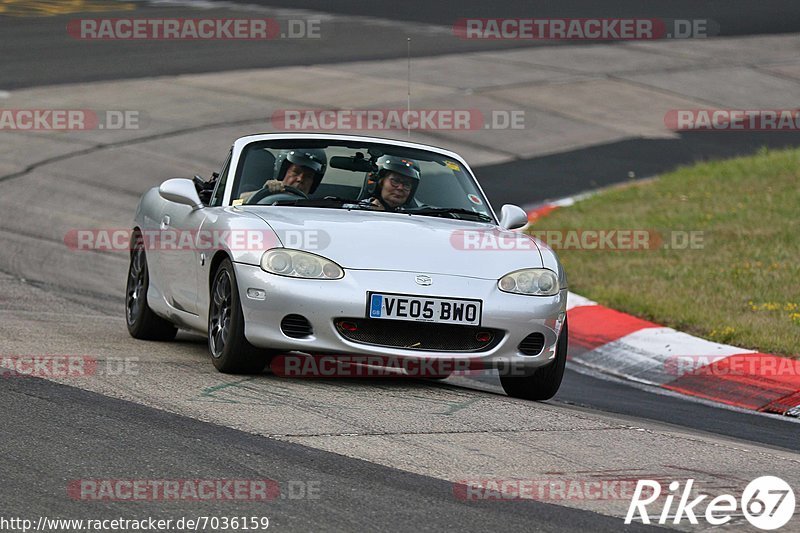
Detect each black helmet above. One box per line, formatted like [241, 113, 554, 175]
[371, 155, 421, 207]
[274, 148, 327, 194]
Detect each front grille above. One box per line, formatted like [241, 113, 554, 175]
[281, 314, 313, 338]
[518, 332, 545, 355]
[334, 318, 502, 352]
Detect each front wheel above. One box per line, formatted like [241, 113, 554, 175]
[500, 319, 568, 401]
[208, 258, 269, 374]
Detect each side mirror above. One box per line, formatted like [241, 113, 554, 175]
[159, 178, 203, 209]
[499, 204, 529, 230]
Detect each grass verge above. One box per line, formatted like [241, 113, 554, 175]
[528, 146, 800, 358]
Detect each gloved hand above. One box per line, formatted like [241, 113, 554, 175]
[265, 179, 285, 193]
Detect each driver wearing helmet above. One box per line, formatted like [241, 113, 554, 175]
[240, 149, 327, 202]
[362, 156, 421, 211]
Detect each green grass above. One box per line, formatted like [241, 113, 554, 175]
[529, 146, 800, 357]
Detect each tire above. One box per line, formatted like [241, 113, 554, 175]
[500, 319, 568, 401]
[208, 258, 269, 374]
[125, 232, 178, 341]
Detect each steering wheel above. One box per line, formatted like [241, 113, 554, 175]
[245, 185, 308, 205]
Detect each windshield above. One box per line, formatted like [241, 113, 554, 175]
[230, 139, 495, 223]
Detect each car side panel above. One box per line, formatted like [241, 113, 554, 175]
[192, 207, 281, 332]
[157, 201, 202, 315]
[134, 187, 171, 316]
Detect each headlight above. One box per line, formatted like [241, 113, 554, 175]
[260, 249, 344, 279]
[498, 268, 559, 296]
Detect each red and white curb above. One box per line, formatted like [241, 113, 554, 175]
[526, 201, 800, 418]
[524, 196, 580, 226]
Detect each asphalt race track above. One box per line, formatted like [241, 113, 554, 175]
[1, 1, 800, 531]
[2, 376, 656, 533]
[3, 0, 800, 89]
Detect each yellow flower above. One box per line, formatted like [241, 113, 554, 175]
[750, 302, 781, 312]
[709, 326, 736, 340]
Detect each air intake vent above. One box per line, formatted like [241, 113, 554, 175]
[280, 314, 313, 338]
[334, 318, 502, 352]
[518, 333, 545, 355]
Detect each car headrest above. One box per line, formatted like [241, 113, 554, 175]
[240, 149, 276, 192]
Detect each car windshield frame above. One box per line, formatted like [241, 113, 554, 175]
[226, 137, 497, 224]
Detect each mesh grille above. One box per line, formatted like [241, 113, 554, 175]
[281, 314, 313, 338]
[518, 333, 545, 355]
[335, 318, 501, 352]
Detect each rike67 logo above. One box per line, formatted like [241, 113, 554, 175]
[626, 476, 795, 530]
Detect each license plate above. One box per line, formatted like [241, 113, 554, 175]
[367, 292, 482, 326]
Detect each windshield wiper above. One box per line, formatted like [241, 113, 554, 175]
[405, 207, 493, 222]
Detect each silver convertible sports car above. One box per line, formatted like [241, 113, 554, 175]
[126, 133, 568, 400]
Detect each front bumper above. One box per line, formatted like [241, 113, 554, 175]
[234, 262, 567, 371]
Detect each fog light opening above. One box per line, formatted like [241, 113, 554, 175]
[475, 331, 493, 343]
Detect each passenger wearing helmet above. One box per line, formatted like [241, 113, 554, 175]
[240, 148, 327, 201]
[363, 156, 420, 211]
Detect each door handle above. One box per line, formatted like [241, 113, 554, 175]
[160, 215, 170, 230]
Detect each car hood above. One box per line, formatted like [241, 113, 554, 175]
[243, 206, 543, 279]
